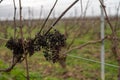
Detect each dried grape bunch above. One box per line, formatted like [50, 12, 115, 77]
[34, 34, 47, 51]
[34, 30, 66, 63]
[5, 30, 66, 63]
[25, 38, 35, 56]
[5, 38, 36, 60]
[42, 30, 66, 63]
[5, 37, 24, 62]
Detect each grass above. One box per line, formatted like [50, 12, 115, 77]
[0, 20, 120, 80]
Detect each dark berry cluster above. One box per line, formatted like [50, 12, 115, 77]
[5, 38, 24, 62]
[5, 30, 66, 63]
[25, 38, 35, 56]
[44, 30, 66, 63]
[34, 30, 66, 63]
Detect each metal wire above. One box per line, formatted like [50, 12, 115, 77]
[67, 54, 119, 68]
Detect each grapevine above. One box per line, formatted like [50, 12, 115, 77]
[5, 30, 66, 63]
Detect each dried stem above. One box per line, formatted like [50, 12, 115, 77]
[13, 0, 17, 39]
[80, 0, 83, 15]
[19, 0, 29, 80]
[0, 65, 16, 72]
[0, 0, 3, 3]
[28, 7, 31, 38]
[19, 0, 23, 40]
[67, 26, 79, 49]
[45, 0, 79, 35]
[0, 55, 27, 72]
[63, 36, 108, 54]
[38, 0, 58, 34]
[68, 0, 90, 49]
[25, 56, 29, 80]
[83, 0, 90, 18]
[39, 5, 43, 20]
[114, 2, 120, 31]
[99, 0, 114, 32]
[0, 58, 17, 72]
[99, 0, 119, 59]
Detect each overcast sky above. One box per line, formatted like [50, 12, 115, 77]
[0, 0, 120, 20]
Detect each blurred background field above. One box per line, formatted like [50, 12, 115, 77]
[0, 17, 119, 80]
[0, 0, 120, 80]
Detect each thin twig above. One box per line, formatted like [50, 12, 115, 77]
[114, 2, 120, 31]
[38, 0, 58, 34]
[63, 36, 107, 54]
[83, 0, 90, 18]
[28, 7, 31, 38]
[39, 5, 43, 20]
[67, 26, 79, 49]
[99, 0, 119, 58]
[19, 0, 23, 40]
[13, 0, 17, 39]
[19, 0, 30, 80]
[80, 0, 83, 15]
[45, 0, 79, 35]
[68, 0, 90, 49]
[0, 56, 26, 72]
[25, 56, 29, 80]
[0, 59, 17, 72]
[0, 0, 3, 3]
[99, 0, 114, 32]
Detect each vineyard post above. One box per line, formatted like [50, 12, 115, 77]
[100, 0, 105, 80]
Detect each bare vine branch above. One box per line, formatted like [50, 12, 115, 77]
[67, 0, 90, 49]
[38, 0, 58, 34]
[25, 56, 29, 80]
[13, 0, 17, 39]
[63, 36, 108, 54]
[99, 0, 119, 58]
[80, 0, 83, 15]
[19, 0, 23, 40]
[0, 58, 17, 72]
[83, 0, 90, 18]
[45, 0, 79, 35]
[19, 0, 30, 80]
[0, 0, 3, 3]
[114, 2, 120, 31]
[99, 0, 114, 31]
[0, 64, 16, 72]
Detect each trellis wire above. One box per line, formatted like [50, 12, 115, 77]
[67, 54, 119, 68]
